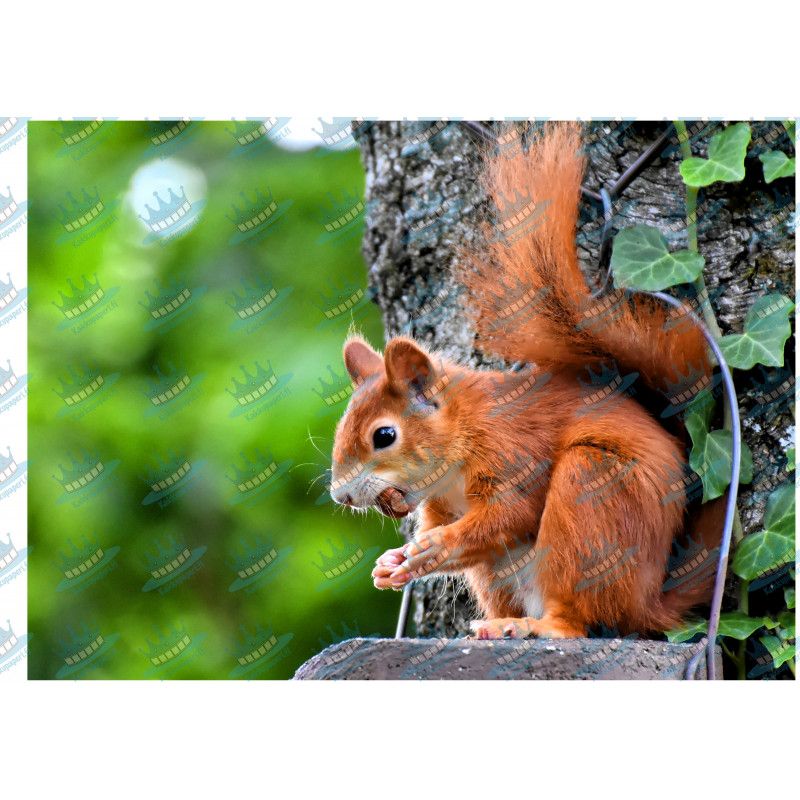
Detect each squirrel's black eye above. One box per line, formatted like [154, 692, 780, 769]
[373, 426, 396, 449]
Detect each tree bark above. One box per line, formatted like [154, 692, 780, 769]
[357, 120, 795, 638]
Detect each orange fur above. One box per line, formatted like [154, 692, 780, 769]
[331, 123, 723, 639]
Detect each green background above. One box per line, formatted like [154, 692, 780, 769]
[27, 120, 399, 679]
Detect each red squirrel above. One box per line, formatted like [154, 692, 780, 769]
[329, 122, 724, 639]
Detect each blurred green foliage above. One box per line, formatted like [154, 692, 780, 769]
[27, 120, 399, 679]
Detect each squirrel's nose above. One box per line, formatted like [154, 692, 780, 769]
[332, 491, 353, 506]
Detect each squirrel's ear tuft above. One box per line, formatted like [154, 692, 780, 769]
[384, 338, 434, 396]
[343, 338, 383, 385]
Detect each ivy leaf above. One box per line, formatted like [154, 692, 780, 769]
[717, 611, 777, 640]
[787, 448, 795, 472]
[777, 612, 796, 637]
[732, 484, 796, 580]
[784, 585, 795, 610]
[611, 224, 705, 291]
[685, 396, 754, 500]
[718, 293, 794, 370]
[759, 151, 796, 183]
[665, 612, 776, 643]
[680, 123, 751, 186]
[759, 634, 796, 669]
[665, 617, 708, 643]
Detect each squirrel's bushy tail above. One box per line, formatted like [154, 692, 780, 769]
[459, 122, 710, 396]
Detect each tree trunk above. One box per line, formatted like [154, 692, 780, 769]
[357, 120, 795, 639]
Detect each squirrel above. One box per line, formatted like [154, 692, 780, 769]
[329, 122, 725, 639]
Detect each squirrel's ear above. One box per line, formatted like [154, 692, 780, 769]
[343, 339, 383, 385]
[384, 338, 434, 396]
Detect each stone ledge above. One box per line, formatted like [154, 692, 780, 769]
[293, 637, 722, 680]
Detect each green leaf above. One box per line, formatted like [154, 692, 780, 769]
[717, 610, 777, 640]
[665, 617, 708, 643]
[788, 448, 796, 472]
[610, 224, 705, 291]
[764, 482, 796, 537]
[760, 634, 796, 669]
[666, 612, 776, 642]
[777, 612, 795, 638]
[784, 585, 795, 610]
[718, 293, 794, 370]
[759, 150, 796, 183]
[680, 123, 751, 186]
[685, 398, 755, 500]
[731, 484, 796, 580]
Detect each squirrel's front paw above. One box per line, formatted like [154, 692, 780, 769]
[372, 546, 408, 590]
[389, 528, 460, 585]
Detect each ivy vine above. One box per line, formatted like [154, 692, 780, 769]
[609, 120, 796, 679]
